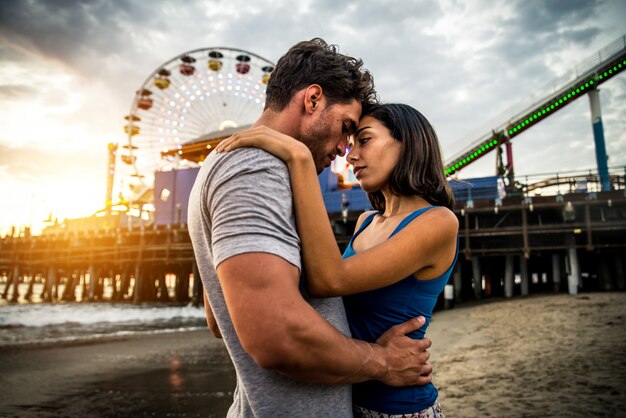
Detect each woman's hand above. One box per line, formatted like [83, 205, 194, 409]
[216, 125, 311, 165]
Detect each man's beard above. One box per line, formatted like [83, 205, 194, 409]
[299, 116, 333, 174]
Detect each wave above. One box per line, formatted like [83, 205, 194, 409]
[0, 326, 208, 349]
[0, 302, 205, 328]
[0, 303, 208, 347]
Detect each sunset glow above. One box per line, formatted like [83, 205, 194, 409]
[1, 0, 625, 236]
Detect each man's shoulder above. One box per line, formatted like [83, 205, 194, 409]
[207, 147, 288, 175]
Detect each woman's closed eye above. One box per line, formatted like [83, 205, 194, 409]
[357, 137, 371, 145]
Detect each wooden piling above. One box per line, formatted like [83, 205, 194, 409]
[614, 255, 625, 291]
[472, 256, 482, 300]
[552, 253, 562, 292]
[520, 255, 529, 296]
[505, 254, 515, 298]
[9, 264, 20, 303]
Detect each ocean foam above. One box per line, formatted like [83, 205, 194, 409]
[0, 303, 205, 328]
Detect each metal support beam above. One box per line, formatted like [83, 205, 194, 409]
[588, 87, 611, 191]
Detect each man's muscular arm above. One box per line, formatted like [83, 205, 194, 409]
[218, 252, 432, 386]
[203, 291, 222, 338]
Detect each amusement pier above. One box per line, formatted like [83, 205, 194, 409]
[1, 35, 626, 306]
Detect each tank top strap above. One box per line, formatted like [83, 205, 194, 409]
[345, 211, 379, 252]
[353, 211, 379, 238]
[389, 206, 436, 238]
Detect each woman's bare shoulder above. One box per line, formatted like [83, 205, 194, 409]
[411, 206, 459, 238]
[354, 210, 378, 233]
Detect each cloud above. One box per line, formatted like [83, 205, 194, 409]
[0, 143, 106, 181]
[0, 0, 625, 232]
[0, 84, 36, 99]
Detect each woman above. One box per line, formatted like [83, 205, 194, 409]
[217, 103, 458, 418]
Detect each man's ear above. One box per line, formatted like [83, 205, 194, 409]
[304, 84, 324, 114]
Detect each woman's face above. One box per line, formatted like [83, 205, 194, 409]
[347, 116, 402, 193]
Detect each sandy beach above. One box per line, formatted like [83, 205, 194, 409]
[429, 292, 626, 417]
[1, 292, 625, 417]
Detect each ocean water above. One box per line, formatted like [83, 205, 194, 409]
[0, 284, 207, 347]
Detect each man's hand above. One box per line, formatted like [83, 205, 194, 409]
[203, 291, 222, 338]
[376, 316, 432, 387]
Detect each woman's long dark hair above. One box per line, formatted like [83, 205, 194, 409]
[364, 103, 454, 211]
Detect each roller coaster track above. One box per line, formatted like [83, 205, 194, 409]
[445, 33, 626, 176]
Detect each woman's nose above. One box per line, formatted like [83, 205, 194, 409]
[347, 148, 358, 163]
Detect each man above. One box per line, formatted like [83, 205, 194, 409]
[188, 38, 432, 417]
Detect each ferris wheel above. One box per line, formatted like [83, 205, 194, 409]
[121, 47, 275, 202]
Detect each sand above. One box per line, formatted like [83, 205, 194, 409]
[1, 292, 625, 417]
[428, 292, 626, 417]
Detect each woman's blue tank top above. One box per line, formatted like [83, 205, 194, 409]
[342, 206, 458, 414]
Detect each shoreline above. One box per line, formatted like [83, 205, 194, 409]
[1, 292, 625, 417]
[0, 329, 236, 417]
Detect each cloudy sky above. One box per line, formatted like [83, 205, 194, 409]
[1, 0, 625, 234]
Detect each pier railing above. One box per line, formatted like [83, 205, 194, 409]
[515, 165, 626, 198]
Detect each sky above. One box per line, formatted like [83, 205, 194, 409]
[0, 0, 625, 235]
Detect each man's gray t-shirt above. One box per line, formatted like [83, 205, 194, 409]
[188, 148, 352, 417]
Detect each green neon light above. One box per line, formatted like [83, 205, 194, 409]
[471, 77, 600, 165]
